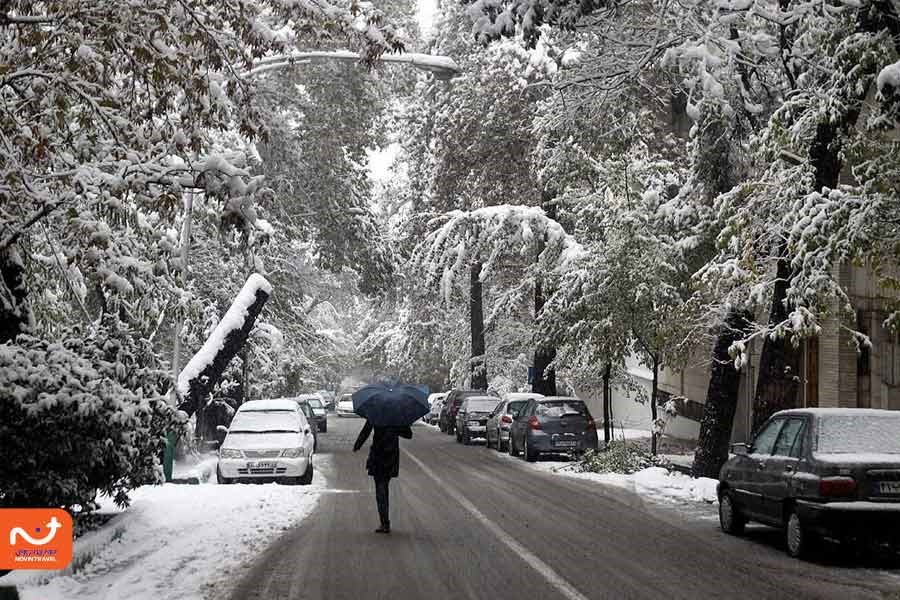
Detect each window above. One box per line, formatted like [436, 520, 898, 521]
[751, 419, 784, 455]
[773, 419, 805, 457]
[535, 401, 588, 417]
[507, 400, 527, 417]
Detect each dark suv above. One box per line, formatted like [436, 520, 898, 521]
[718, 408, 900, 559]
[440, 389, 492, 435]
[455, 396, 502, 445]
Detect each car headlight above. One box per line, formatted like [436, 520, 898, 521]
[220, 448, 243, 459]
[281, 447, 305, 458]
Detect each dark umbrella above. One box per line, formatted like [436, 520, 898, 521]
[352, 384, 430, 427]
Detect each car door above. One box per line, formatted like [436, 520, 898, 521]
[487, 401, 504, 444]
[735, 417, 785, 520]
[511, 400, 533, 450]
[759, 417, 807, 521]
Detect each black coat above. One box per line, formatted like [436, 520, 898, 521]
[353, 421, 413, 480]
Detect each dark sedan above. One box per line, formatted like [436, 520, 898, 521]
[718, 408, 900, 559]
[509, 396, 598, 461]
[455, 396, 501, 445]
[440, 389, 491, 435]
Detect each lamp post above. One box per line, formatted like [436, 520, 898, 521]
[164, 50, 459, 481]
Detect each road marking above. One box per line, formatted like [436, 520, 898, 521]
[402, 448, 591, 600]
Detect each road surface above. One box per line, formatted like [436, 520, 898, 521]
[229, 417, 899, 600]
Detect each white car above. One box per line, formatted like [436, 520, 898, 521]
[217, 399, 316, 485]
[336, 393, 357, 417]
[426, 392, 447, 424]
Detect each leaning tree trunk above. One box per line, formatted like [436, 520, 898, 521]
[0, 244, 31, 344]
[470, 262, 487, 390]
[693, 309, 753, 478]
[178, 274, 271, 417]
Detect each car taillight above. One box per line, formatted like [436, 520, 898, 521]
[585, 417, 596, 431]
[501, 415, 512, 424]
[528, 416, 541, 430]
[819, 477, 857, 497]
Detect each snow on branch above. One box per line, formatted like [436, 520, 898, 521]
[412, 205, 582, 303]
[176, 273, 272, 414]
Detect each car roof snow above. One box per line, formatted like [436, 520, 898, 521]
[239, 399, 299, 412]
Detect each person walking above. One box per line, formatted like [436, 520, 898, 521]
[353, 420, 413, 534]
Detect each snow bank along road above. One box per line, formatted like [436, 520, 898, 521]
[230, 418, 899, 600]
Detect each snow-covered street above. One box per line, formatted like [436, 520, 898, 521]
[6, 459, 328, 600]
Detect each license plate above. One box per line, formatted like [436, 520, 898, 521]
[468, 421, 481, 427]
[554, 441, 578, 448]
[877, 481, 900, 495]
[248, 462, 277, 469]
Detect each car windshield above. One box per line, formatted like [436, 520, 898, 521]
[536, 401, 587, 417]
[230, 410, 300, 433]
[466, 399, 499, 412]
[816, 413, 900, 454]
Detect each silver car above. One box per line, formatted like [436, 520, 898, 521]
[486, 392, 543, 452]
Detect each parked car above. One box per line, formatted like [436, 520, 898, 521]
[509, 396, 598, 461]
[717, 408, 900, 559]
[456, 396, 502, 445]
[336, 393, 357, 417]
[427, 393, 446, 425]
[296, 402, 318, 452]
[295, 394, 328, 432]
[486, 392, 543, 452]
[217, 399, 315, 485]
[440, 389, 495, 435]
[317, 390, 336, 411]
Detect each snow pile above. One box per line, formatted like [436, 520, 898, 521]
[9, 469, 325, 600]
[524, 460, 719, 506]
[177, 273, 272, 395]
[632, 467, 719, 503]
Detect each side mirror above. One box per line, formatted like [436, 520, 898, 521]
[304, 428, 311, 435]
[731, 443, 749, 456]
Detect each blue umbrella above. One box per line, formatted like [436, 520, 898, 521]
[352, 383, 430, 427]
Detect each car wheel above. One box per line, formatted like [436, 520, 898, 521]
[486, 431, 494, 449]
[786, 507, 814, 559]
[463, 430, 471, 445]
[509, 434, 520, 457]
[498, 438, 507, 452]
[320, 422, 327, 433]
[718, 491, 746, 535]
[298, 461, 314, 486]
[525, 437, 538, 462]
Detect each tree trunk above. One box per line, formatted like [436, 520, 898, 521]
[470, 262, 487, 390]
[531, 278, 557, 395]
[532, 191, 558, 396]
[692, 309, 753, 478]
[650, 356, 659, 456]
[178, 284, 270, 417]
[602, 361, 612, 447]
[752, 121, 850, 431]
[0, 244, 31, 344]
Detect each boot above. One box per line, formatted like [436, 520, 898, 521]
[375, 520, 390, 534]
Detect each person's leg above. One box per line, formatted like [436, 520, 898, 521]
[374, 478, 390, 532]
